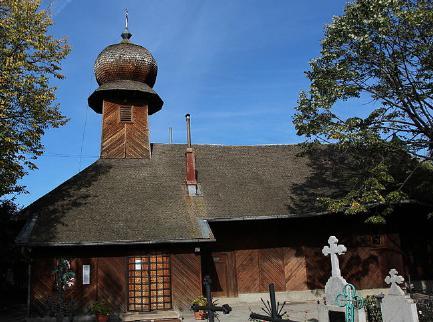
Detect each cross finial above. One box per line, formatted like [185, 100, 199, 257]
[125, 8, 128, 29]
[322, 235, 347, 277]
[385, 269, 405, 295]
[121, 8, 132, 42]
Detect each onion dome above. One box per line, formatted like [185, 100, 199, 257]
[94, 42, 157, 87]
[88, 16, 163, 114]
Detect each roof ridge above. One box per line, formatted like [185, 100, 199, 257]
[151, 143, 302, 147]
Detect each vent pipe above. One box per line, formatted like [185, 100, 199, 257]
[169, 127, 173, 144]
[186, 114, 192, 148]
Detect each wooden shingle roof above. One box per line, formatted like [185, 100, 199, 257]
[17, 144, 347, 246]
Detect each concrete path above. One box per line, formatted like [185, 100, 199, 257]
[180, 300, 320, 322]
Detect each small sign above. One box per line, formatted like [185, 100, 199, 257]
[83, 265, 90, 285]
[135, 258, 142, 270]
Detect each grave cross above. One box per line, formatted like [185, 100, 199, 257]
[191, 275, 232, 322]
[385, 268, 405, 296]
[335, 283, 364, 322]
[322, 236, 347, 277]
[249, 284, 296, 322]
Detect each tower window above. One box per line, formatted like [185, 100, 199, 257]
[120, 106, 133, 122]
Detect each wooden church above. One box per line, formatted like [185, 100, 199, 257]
[17, 20, 433, 320]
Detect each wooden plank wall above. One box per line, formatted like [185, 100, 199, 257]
[303, 234, 404, 290]
[70, 258, 97, 311]
[32, 253, 201, 315]
[31, 257, 128, 316]
[101, 99, 150, 159]
[31, 258, 56, 316]
[235, 249, 260, 293]
[284, 247, 308, 291]
[171, 253, 202, 311]
[97, 257, 127, 312]
[235, 247, 307, 293]
[232, 234, 403, 294]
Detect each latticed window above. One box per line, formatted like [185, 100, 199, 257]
[128, 254, 172, 311]
[120, 106, 133, 122]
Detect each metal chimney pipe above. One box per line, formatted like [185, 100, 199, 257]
[169, 127, 173, 144]
[186, 114, 191, 148]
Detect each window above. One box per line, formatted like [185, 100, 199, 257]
[120, 106, 132, 122]
[128, 254, 172, 312]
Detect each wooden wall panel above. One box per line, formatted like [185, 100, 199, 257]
[303, 247, 329, 290]
[235, 247, 308, 293]
[284, 247, 308, 291]
[259, 248, 285, 292]
[171, 253, 202, 311]
[235, 249, 260, 293]
[31, 258, 56, 316]
[101, 100, 150, 159]
[70, 258, 97, 311]
[342, 248, 382, 289]
[125, 107, 150, 158]
[101, 101, 126, 158]
[97, 257, 127, 312]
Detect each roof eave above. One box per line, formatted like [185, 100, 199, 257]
[18, 237, 216, 248]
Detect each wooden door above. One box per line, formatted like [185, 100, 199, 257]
[128, 255, 172, 312]
[211, 253, 229, 297]
[209, 252, 238, 297]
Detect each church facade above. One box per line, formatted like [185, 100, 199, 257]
[17, 24, 433, 319]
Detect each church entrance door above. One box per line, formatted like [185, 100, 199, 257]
[127, 254, 172, 311]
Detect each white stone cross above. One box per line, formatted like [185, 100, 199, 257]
[322, 236, 347, 277]
[385, 268, 405, 295]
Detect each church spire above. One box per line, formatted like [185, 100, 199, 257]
[88, 9, 163, 159]
[121, 9, 132, 42]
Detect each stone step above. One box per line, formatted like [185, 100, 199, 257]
[121, 310, 180, 322]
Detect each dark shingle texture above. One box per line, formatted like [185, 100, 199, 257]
[19, 144, 345, 245]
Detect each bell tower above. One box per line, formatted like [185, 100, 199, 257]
[88, 12, 163, 159]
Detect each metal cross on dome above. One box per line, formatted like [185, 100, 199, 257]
[125, 8, 129, 29]
[322, 236, 347, 277]
[336, 283, 364, 322]
[385, 268, 405, 295]
[121, 8, 132, 41]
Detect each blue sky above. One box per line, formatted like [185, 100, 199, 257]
[16, 0, 350, 207]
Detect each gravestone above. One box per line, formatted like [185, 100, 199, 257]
[318, 236, 366, 322]
[381, 269, 419, 322]
[322, 236, 348, 306]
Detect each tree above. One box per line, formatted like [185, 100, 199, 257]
[0, 201, 27, 305]
[294, 0, 433, 222]
[0, 0, 69, 199]
[52, 258, 75, 322]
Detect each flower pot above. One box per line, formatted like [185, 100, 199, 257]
[194, 310, 207, 320]
[96, 314, 109, 322]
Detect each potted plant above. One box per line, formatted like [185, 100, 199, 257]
[191, 296, 208, 320]
[90, 301, 111, 322]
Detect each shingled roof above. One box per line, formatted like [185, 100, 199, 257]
[17, 144, 348, 246]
